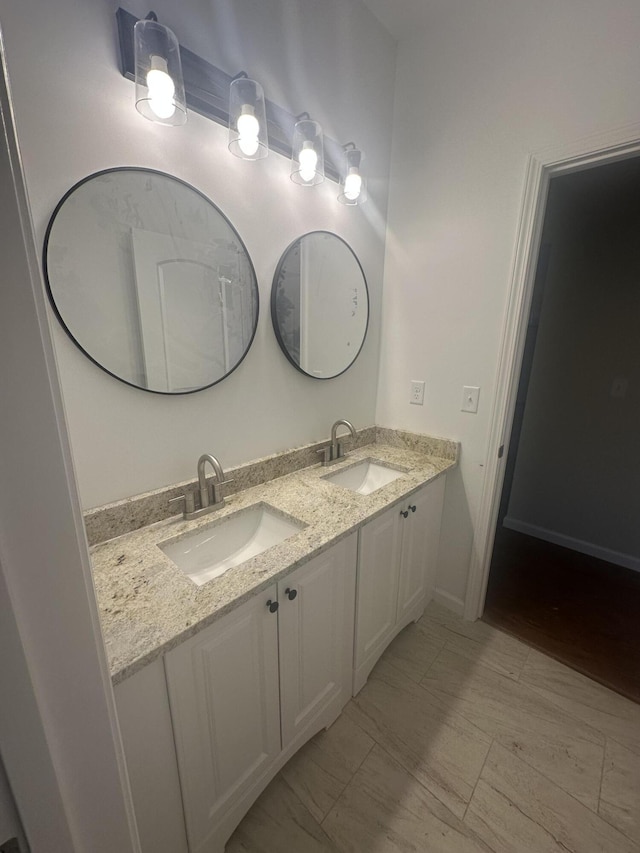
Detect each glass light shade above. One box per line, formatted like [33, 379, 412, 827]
[228, 78, 268, 160]
[134, 19, 186, 125]
[291, 120, 325, 186]
[338, 148, 366, 205]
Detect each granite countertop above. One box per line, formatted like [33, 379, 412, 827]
[91, 439, 457, 684]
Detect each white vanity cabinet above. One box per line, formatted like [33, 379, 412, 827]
[111, 465, 448, 853]
[353, 476, 446, 694]
[278, 534, 357, 748]
[164, 586, 281, 853]
[163, 533, 357, 853]
[114, 658, 189, 853]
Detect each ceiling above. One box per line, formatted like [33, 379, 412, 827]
[359, 0, 438, 41]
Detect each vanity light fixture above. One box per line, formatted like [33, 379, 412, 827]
[133, 13, 186, 125]
[290, 116, 325, 186]
[119, 8, 367, 201]
[338, 144, 366, 205]
[228, 74, 268, 160]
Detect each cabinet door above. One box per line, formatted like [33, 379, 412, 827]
[354, 505, 402, 673]
[396, 476, 446, 624]
[278, 535, 357, 748]
[164, 586, 281, 853]
[114, 660, 188, 853]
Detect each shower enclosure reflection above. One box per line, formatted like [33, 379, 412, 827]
[271, 231, 368, 379]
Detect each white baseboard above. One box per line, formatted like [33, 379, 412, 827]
[433, 587, 465, 616]
[502, 517, 640, 574]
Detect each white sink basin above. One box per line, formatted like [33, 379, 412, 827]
[323, 458, 406, 495]
[159, 503, 305, 587]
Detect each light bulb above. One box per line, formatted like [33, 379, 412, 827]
[237, 110, 260, 157]
[344, 171, 362, 201]
[298, 144, 318, 183]
[147, 56, 176, 120]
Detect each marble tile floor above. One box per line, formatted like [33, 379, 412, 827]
[226, 601, 640, 853]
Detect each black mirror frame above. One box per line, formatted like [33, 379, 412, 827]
[42, 166, 260, 396]
[270, 230, 369, 380]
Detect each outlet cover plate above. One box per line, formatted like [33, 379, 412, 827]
[410, 380, 425, 405]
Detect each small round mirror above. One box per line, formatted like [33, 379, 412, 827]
[271, 231, 369, 379]
[44, 168, 259, 394]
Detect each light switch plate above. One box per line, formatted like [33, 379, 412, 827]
[611, 377, 628, 398]
[462, 386, 480, 413]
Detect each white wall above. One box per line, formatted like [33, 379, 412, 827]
[376, 0, 640, 604]
[0, 54, 138, 848]
[0, 0, 396, 508]
[506, 189, 640, 568]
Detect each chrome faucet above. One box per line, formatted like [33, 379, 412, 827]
[331, 419, 356, 460]
[198, 453, 226, 509]
[169, 453, 233, 520]
[318, 419, 357, 466]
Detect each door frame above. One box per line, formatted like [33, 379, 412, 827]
[0, 28, 140, 853]
[464, 122, 640, 621]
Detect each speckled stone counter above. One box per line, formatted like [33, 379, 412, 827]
[91, 435, 458, 684]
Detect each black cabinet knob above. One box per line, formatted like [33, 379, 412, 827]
[285, 588, 298, 601]
[266, 599, 279, 613]
[400, 509, 409, 519]
[410, 505, 416, 513]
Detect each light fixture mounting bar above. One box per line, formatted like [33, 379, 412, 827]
[116, 8, 343, 182]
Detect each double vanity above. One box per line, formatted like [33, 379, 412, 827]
[39, 126, 458, 853]
[89, 427, 457, 853]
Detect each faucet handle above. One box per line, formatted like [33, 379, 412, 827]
[316, 446, 331, 466]
[209, 478, 233, 507]
[168, 491, 197, 516]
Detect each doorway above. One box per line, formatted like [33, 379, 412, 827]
[482, 156, 640, 703]
[0, 755, 26, 853]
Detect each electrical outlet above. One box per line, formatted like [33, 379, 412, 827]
[410, 380, 425, 405]
[462, 386, 480, 413]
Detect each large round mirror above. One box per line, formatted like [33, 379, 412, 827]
[44, 168, 259, 394]
[271, 231, 369, 379]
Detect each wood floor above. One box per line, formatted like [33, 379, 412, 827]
[226, 600, 640, 852]
[484, 527, 640, 704]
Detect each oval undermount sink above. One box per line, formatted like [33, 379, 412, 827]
[159, 503, 305, 587]
[322, 458, 406, 495]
